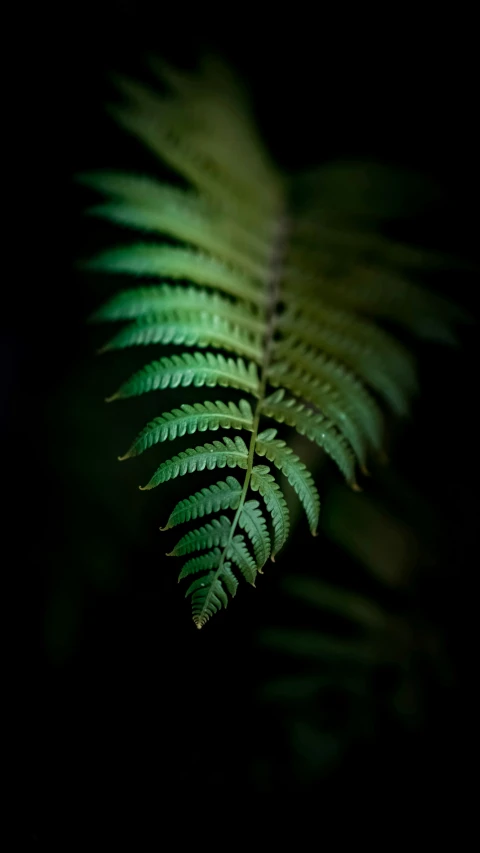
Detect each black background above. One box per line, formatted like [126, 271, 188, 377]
[8, 3, 479, 843]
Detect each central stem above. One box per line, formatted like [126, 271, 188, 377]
[195, 212, 289, 627]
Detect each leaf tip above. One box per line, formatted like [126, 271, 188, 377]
[105, 393, 119, 403]
[351, 482, 362, 492]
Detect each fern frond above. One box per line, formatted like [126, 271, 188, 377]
[250, 465, 290, 558]
[80, 55, 462, 626]
[168, 515, 231, 557]
[238, 499, 271, 571]
[83, 243, 265, 305]
[100, 311, 263, 362]
[256, 429, 320, 536]
[140, 435, 249, 490]
[161, 477, 243, 530]
[261, 389, 357, 487]
[106, 352, 260, 402]
[119, 400, 254, 460]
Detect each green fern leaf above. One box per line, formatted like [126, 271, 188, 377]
[279, 309, 410, 415]
[285, 295, 417, 392]
[161, 477, 243, 530]
[272, 340, 383, 450]
[106, 352, 260, 402]
[256, 429, 321, 535]
[106, 70, 282, 224]
[100, 311, 262, 363]
[91, 285, 265, 336]
[79, 166, 274, 242]
[80, 55, 462, 627]
[140, 435, 249, 490]
[85, 184, 270, 279]
[261, 389, 358, 488]
[267, 362, 368, 469]
[250, 465, 290, 558]
[186, 564, 238, 629]
[168, 515, 231, 557]
[227, 534, 257, 585]
[82, 244, 266, 306]
[238, 499, 271, 571]
[119, 399, 254, 460]
[147, 54, 281, 204]
[287, 265, 464, 345]
[217, 563, 239, 598]
[177, 548, 222, 581]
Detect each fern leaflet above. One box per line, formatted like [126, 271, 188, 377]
[119, 399, 254, 460]
[106, 352, 260, 402]
[161, 477, 243, 530]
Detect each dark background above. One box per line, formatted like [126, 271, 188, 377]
[9, 3, 478, 842]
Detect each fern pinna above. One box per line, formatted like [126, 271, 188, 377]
[78, 55, 460, 628]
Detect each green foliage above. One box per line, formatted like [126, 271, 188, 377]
[161, 476, 243, 530]
[168, 515, 231, 556]
[106, 352, 260, 402]
[118, 399, 254, 460]
[239, 500, 271, 570]
[140, 436, 249, 490]
[79, 54, 462, 627]
[256, 429, 320, 536]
